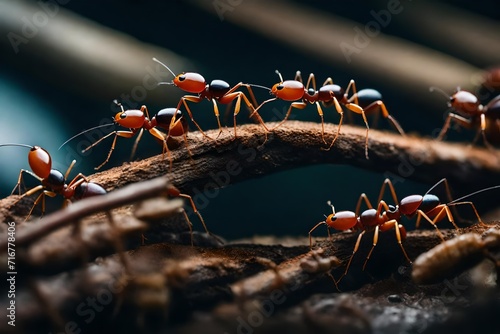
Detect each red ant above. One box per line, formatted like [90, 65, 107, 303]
[432, 87, 500, 147]
[153, 57, 269, 139]
[309, 178, 496, 283]
[0, 144, 106, 220]
[374, 178, 490, 241]
[252, 71, 405, 158]
[62, 101, 191, 171]
[308, 198, 411, 284]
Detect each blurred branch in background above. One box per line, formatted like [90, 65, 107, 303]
[399, 1, 500, 68]
[0, 0, 190, 104]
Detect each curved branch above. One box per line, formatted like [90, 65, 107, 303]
[2, 121, 499, 224]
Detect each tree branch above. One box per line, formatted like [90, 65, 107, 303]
[2, 121, 500, 224]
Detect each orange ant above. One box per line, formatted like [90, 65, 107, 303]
[309, 179, 497, 283]
[432, 87, 500, 147]
[251, 71, 405, 158]
[152, 57, 269, 139]
[373, 178, 491, 241]
[70, 100, 170, 170]
[308, 199, 411, 284]
[0, 143, 106, 220]
[61, 101, 192, 171]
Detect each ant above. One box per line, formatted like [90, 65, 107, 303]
[62, 101, 192, 171]
[309, 179, 497, 283]
[412, 228, 500, 285]
[252, 71, 405, 158]
[153, 57, 269, 139]
[0, 143, 106, 220]
[308, 198, 411, 284]
[373, 178, 490, 241]
[71, 100, 169, 170]
[432, 87, 500, 147]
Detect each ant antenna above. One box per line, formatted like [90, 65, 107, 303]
[157, 81, 174, 86]
[429, 86, 450, 100]
[0, 143, 34, 149]
[152, 57, 177, 78]
[425, 178, 448, 195]
[275, 70, 284, 82]
[448, 185, 500, 205]
[326, 200, 336, 215]
[248, 83, 272, 91]
[58, 123, 115, 151]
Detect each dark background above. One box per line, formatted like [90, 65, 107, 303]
[1, 0, 499, 239]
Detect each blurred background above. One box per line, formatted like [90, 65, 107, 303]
[1, 0, 499, 239]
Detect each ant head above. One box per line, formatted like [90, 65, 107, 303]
[153, 57, 206, 93]
[271, 80, 304, 101]
[114, 108, 146, 128]
[449, 90, 481, 115]
[172, 72, 206, 94]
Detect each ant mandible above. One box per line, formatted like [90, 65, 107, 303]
[153, 57, 269, 139]
[0, 144, 106, 220]
[308, 198, 411, 284]
[433, 87, 500, 147]
[252, 70, 405, 158]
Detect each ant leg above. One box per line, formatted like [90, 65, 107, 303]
[294, 71, 304, 84]
[382, 220, 412, 264]
[304, 72, 317, 91]
[344, 103, 370, 159]
[129, 128, 144, 161]
[376, 178, 400, 206]
[177, 193, 210, 235]
[314, 102, 327, 144]
[11, 169, 42, 195]
[447, 201, 486, 227]
[82, 129, 137, 170]
[223, 92, 269, 139]
[211, 99, 224, 138]
[324, 97, 344, 151]
[355, 193, 374, 216]
[308, 221, 327, 249]
[149, 127, 172, 171]
[479, 114, 495, 149]
[337, 230, 366, 284]
[437, 113, 472, 141]
[180, 209, 194, 246]
[344, 80, 359, 104]
[363, 101, 406, 136]
[416, 209, 446, 241]
[362, 225, 379, 271]
[270, 101, 308, 131]
[178, 95, 213, 140]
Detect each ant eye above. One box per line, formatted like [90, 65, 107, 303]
[178, 75, 186, 82]
[120, 113, 127, 119]
[330, 216, 337, 222]
[276, 84, 284, 90]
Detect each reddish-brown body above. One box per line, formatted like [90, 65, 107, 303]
[438, 88, 500, 146]
[153, 58, 267, 139]
[0, 144, 106, 219]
